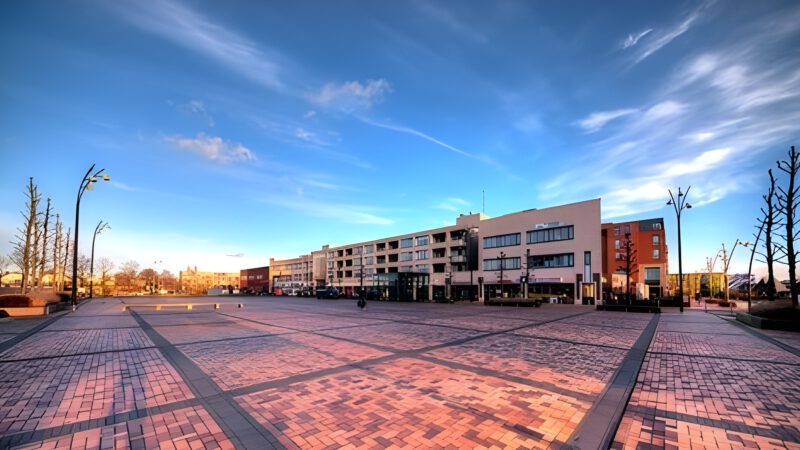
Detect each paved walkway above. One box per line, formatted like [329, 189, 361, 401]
[0, 297, 797, 449]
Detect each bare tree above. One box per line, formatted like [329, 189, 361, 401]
[775, 145, 800, 308]
[97, 257, 115, 296]
[61, 228, 71, 292]
[36, 198, 53, 289]
[0, 255, 12, 288]
[139, 268, 157, 294]
[52, 215, 61, 290]
[159, 270, 178, 292]
[617, 232, 637, 303]
[115, 260, 140, 294]
[11, 177, 41, 294]
[757, 169, 778, 301]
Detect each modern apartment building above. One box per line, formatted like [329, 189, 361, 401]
[601, 218, 668, 300]
[314, 199, 602, 304]
[269, 255, 312, 295]
[240, 266, 270, 293]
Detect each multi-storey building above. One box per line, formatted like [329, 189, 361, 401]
[269, 255, 312, 295]
[179, 267, 240, 295]
[601, 218, 668, 300]
[316, 199, 602, 304]
[239, 266, 270, 293]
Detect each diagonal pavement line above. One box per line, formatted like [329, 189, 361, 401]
[416, 355, 597, 403]
[564, 313, 660, 450]
[625, 404, 800, 443]
[708, 313, 800, 358]
[0, 398, 205, 448]
[646, 350, 800, 366]
[0, 313, 68, 354]
[226, 310, 595, 397]
[130, 310, 285, 450]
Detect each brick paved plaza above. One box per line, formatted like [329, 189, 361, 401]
[0, 297, 798, 449]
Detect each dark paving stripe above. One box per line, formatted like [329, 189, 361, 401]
[39, 325, 142, 332]
[625, 404, 800, 443]
[130, 310, 284, 450]
[227, 310, 595, 396]
[565, 313, 660, 450]
[0, 345, 160, 363]
[0, 398, 204, 448]
[0, 313, 68, 354]
[718, 314, 800, 358]
[647, 350, 800, 366]
[416, 355, 597, 404]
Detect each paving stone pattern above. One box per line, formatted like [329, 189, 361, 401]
[1, 297, 798, 449]
[612, 312, 800, 449]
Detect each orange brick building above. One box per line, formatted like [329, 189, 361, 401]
[601, 218, 668, 300]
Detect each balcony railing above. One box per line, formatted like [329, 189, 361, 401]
[450, 255, 467, 263]
[450, 238, 466, 247]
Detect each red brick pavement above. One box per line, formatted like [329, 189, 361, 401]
[238, 357, 589, 449]
[0, 329, 153, 360]
[0, 349, 193, 435]
[318, 322, 484, 351]
[12, 406, 234, 450]
[178, 333, 389, 390]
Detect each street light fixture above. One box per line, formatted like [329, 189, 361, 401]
[71, 164, 109, 309]
[667, 186, 692, 312]
[89, 220, 110, 299]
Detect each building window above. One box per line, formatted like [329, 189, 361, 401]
[364, 256, 374, 265]
[483, 233, 521, 249]
[528, 253, 574, 268]
[416, 264, 429, 272]
[527, 225, 574, 244]
[415, 235, 429, 246]
[615, 252, 621, 260]
[615, 239, 620, 249]
[483, 257, 521, 271]
[624, 225, 630, 234]
[645, 268, 660, 282]
[652, 235, 659, 245]
[400, 238, 413, 248]
[400, 252, 413, 261]
[653, 249, 660, 259]
[415, 250, 428, 260]
[364, 244, 374, 254]
[614, 226, 619, 236]
[653, 223, 662, 230]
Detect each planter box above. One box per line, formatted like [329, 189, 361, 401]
[736, 312, 800, 331]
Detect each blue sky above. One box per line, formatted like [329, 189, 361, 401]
[1, 0, 799, 277]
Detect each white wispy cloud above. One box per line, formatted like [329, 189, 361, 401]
[310, 79, 392, 113]
[550, 6, 800, 220]
[165, 133, 257, 163]
[623, 29, 653, 49]
[357, 116, 474, 158]
[575, 108, 638, 133]
[435, 197, 470, 212]
[628, 3, 712, 64]
[113, 0, 286, 91]
[175, 99, 214, 127]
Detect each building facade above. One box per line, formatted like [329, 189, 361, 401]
[315, 199, 602, 304]
[269, 255, 313, 295]
[601, 218, 669, 300]
[240, 266, 270, 293]
[179, 267, 240, 295]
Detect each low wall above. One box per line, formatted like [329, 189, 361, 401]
[736, 312, 800, 331]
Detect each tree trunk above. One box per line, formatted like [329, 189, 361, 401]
[765, 170, 777, 301]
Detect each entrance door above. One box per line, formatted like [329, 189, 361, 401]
[581, 283, 595, 305]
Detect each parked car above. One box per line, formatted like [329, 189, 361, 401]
[316, 287, 340, 299]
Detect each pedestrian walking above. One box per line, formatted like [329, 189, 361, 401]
[357, 290, 366, 311]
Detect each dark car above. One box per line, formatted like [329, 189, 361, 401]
[316, 287, 340, 299]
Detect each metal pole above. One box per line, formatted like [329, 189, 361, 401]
[71, 165, 95, 308]
[89, 226, 97, 299]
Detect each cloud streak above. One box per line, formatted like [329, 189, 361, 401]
[114, 0, 287, 91]
[165, 133, 257, 163]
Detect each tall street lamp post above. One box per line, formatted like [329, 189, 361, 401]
[667, 186, 692, 313]
[89, 220, 110, 299]
[72, 164, 109, 309]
